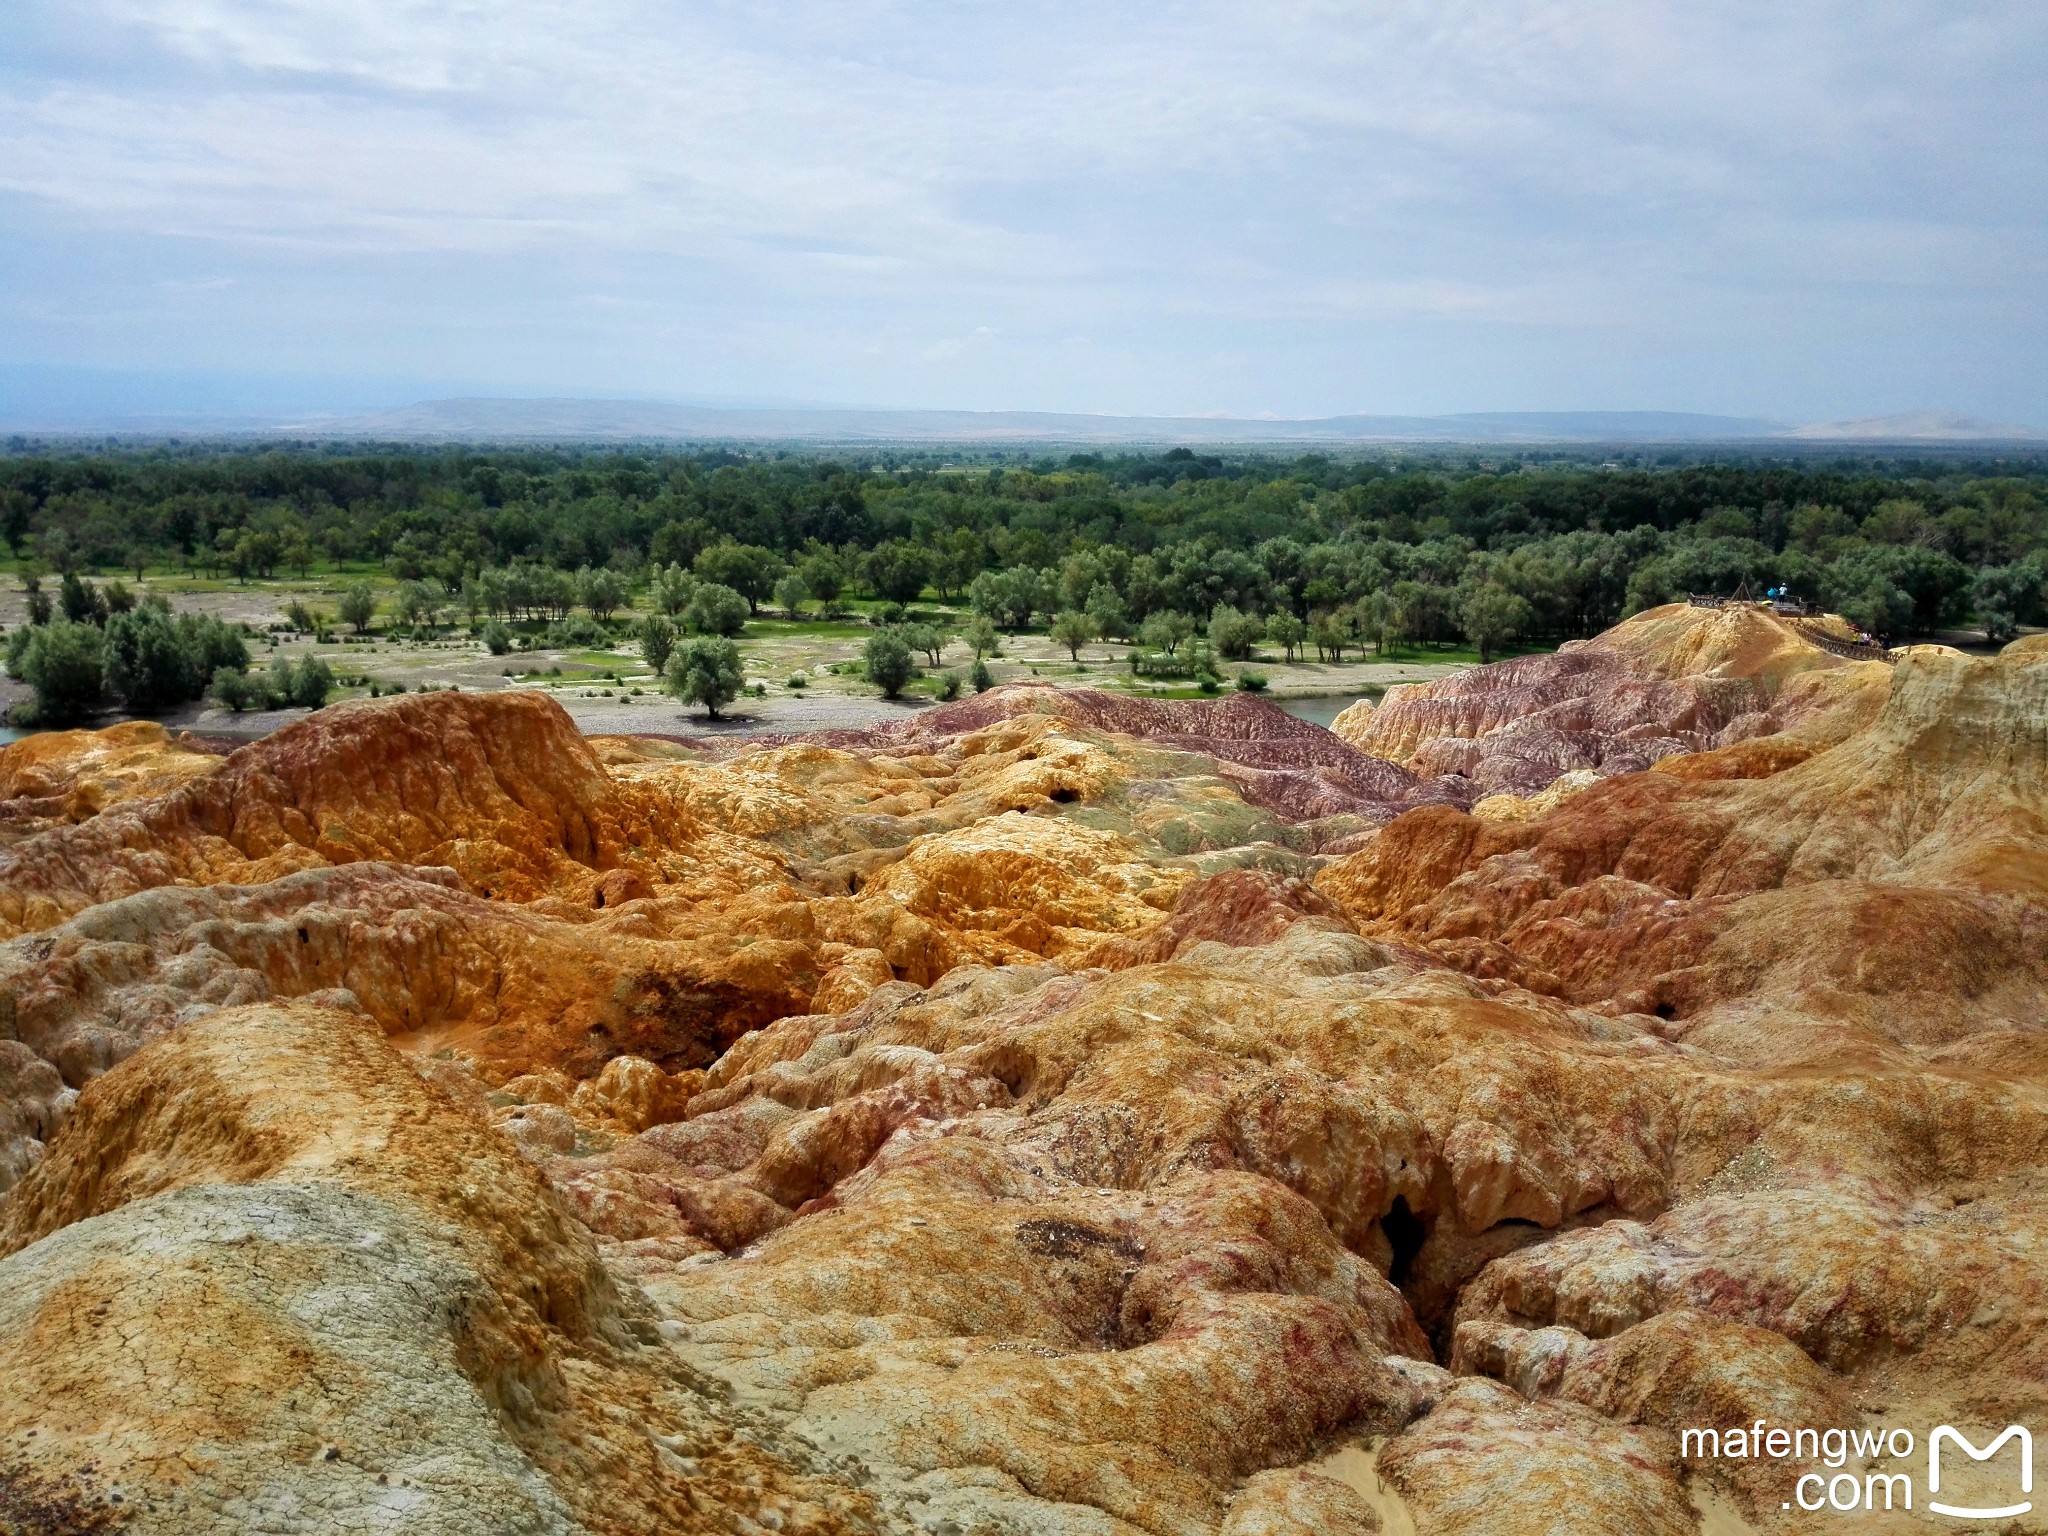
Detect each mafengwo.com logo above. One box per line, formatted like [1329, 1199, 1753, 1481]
[1680, 1420, 2033, 1519]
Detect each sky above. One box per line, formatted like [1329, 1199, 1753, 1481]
[2, 1, 2045, 425]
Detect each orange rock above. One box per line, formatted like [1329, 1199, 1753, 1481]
[0, 625, 2042, 1532]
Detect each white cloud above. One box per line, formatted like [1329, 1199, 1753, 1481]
[0, 0, 2042, 416]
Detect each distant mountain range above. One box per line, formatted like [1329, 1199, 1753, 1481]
[277, 400, 2046, 445]
[5, 389, 2042, 444]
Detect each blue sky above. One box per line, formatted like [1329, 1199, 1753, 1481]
[3, 1, 2044, 423]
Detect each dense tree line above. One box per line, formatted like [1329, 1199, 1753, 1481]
[5, 445, 2045, 663]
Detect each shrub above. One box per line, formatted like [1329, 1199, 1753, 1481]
[863, 630, 915, 698]
[7, 620, 105, 723]
[786, 671, 808, 689]
[665, 636, 743, 718]
[970, 657, 994, 693]
[210, 666, 266, 712]
[934, 670, 963, 702]
[683, 582, 749, 638]
[59, 572, 106, 625]
[480, 620, 513, 655]
[284, 599, 317, 633]
[1235, 670, 1269, 692]
[285, 655, 335, 709]
[102, 607, 249, 709]
[550, 615, 607, 649]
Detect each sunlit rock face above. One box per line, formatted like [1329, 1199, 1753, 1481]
[1, 622, 2044, 1535]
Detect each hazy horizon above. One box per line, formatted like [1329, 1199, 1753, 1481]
[5, 4, 2045, 426]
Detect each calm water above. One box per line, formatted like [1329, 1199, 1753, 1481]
[1275, 694, 1377, 729]
[0, 725, 28, 745]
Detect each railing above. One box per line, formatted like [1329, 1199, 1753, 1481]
[1788, 617, 1895, 665]
[1686, 596, 1894, 663]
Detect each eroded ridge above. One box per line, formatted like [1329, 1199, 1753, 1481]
[2, 604, 2044, 1535]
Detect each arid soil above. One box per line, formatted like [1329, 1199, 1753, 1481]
[1, 605, 2043, 1535]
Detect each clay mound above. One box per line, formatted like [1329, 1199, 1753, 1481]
[1315, 643, 2048, 1037]
[1585, 600, 1856, 685]
[545, 873, 2048, 1530]
[1, 613, 2044, 1532]
[1081, 866, 1364, 969]
[0, 1003, 879, 1535]
[0, 721, 223, 847]
[0, 690, 659, 933]
[770, 682, 1477, 823]
[1346, 603, 1890, 799]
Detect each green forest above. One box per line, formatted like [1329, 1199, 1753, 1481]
[5, 443, 2046, 660]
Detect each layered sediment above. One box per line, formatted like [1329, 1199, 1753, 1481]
[2, 602, 2043, 1534]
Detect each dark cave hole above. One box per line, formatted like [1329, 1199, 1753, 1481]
[1049, 788, 1078, 803]
[1383, 1196, 1426, 1289]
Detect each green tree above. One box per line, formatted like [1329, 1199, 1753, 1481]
[963, 613, 1002, 659]
[1139, 610, 1194, 656]
[60, 572, 105, 625]
[1974, 564, 2043, 643]
[480, 620, 513, 655]
[649, 562, 697, 616]
[1207, 604, 1262, 661]
[650, 517, 716, 570]
[638, 614, 677, 675]
[693, 542, 782, 613]
[969, 567, 1050, 630]
[1265, 610, 1305, 662]
[774, 573, 811, 619]
[1354, 591, 1399, 655]
[1049, 609, 1096, 660]
[859, 540, 932, 605]
[6, 619, 106, 723]
[210, 666, 266, 713]
[863, 629, 915, 698]
[970, 657, 994, 693]
[1455, 582, 1533, 663]
[666, 636, 744, 719]
[902, 622, 947, 665]
[102, 607, 198, 708]
[339, 582, 377, 634]
[1308, 609, 1351, 662]
[1085, 581, 1129, 641]
[797, 550, 847, 614]
[284, 655, 335, 708]
[395, 581, 440, 630]
[577, 565, 628, 620]
[683, 581, 749, 637]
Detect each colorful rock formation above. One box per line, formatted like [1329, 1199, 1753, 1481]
[2, 610, 2043, 1534]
